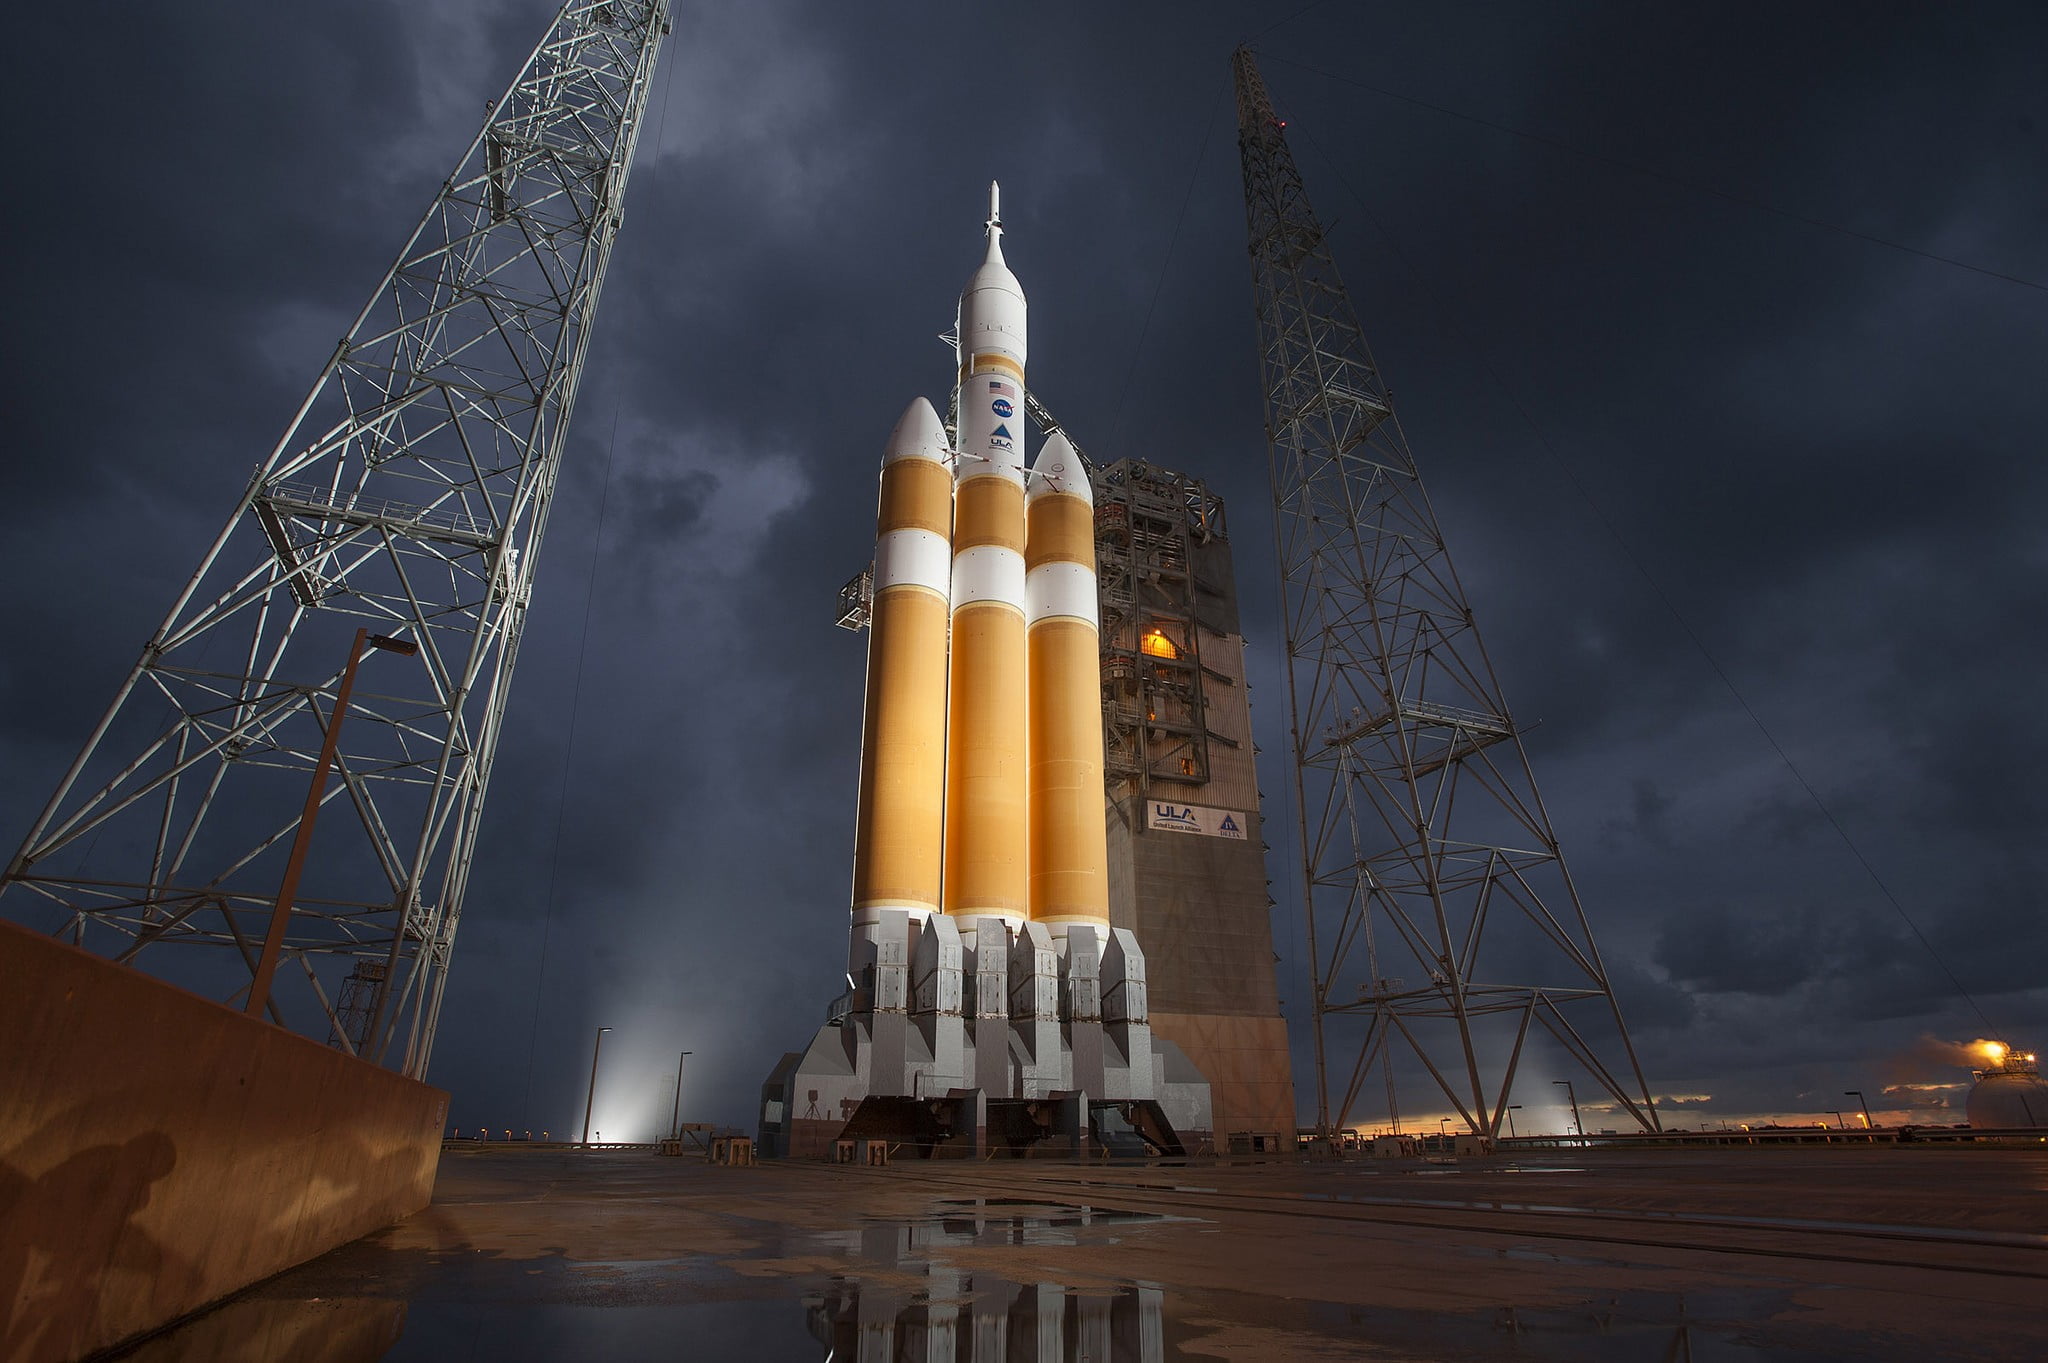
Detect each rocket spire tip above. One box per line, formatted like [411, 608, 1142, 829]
[982, 181, 1006, 265]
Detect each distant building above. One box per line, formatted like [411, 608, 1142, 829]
[1094, 459, 1297, 1145]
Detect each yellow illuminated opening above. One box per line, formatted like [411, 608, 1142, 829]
[1140, 629, 1179, 660]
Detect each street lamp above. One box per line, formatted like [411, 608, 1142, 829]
[669, 1050, 694, 1140]
[1827, 1110, 1846, 1131]
[1506, 1104, 1523, 1139]
[1553, 1080, 1583, 1144]
[582, 1026, 613, 1147]
[246, 629, 418, 1021]
[1845, 1090, 1874, 1130]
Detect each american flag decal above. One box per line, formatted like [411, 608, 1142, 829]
[986, 379, 1015, 397]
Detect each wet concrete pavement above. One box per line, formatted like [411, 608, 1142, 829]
[117, 1145, 2048, 1360]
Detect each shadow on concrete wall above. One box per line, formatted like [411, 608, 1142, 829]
[0, 1127, 188, 1361]
[0, 1106, 436, 1362]
[0, 919, 445, 1363]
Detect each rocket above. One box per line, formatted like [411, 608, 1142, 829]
[763, 183, 1199, 1155]
[849, 183, 1110, 945]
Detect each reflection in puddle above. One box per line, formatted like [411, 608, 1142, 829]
[806, 1199, 1166, 1360]
[835, 1197, 1165, 1255]
[808, 1278, 1162, 1363]
[804, 1199, 1165, 1360]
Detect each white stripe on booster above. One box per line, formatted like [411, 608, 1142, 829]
[950, 545, 1027, 610]
[1025, 561, 1099, 629]
[875, 527, 950, 593]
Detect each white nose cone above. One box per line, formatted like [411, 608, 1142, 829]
[958, 181, 1027, 369]
[1027, 431, 1092, 506]
[884, 396, 949, 464]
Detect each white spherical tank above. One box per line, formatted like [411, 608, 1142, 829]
[1966, 1047, 2048, 1128]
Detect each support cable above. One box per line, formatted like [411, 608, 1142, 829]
[521, 409, 624, 1117]
[1268, 54, 2045, 294]
[1292, 120, 2007, 1043]
[1110, 93, 1227, 450]
[517, 11, 671, 1115]
[1235, 45, 1662, 1137]
[1246, 2, 1337, 44]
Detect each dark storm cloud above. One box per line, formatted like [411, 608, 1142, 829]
[1597, 778, 1676, 852]
[4, 0, 2044, 1134]
[1655, 904, 1829, 998]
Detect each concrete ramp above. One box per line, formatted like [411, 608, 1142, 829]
[0, 919, 447, 1361]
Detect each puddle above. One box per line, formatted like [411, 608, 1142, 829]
[111, 1196, 1939, 1361]
[857, 1195, 1170, 1250]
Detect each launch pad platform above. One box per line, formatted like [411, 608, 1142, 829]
[123, 1143, 2047, 1361]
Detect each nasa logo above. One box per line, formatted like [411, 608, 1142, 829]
[991, 398, 1014, 419]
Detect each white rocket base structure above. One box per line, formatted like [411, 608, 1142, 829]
[759, 189, 1212, 1159]
[760, 910, 1214, 1158]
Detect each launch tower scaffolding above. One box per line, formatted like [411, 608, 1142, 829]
[1095, 462, 1227, 795]
[1, 1, 672, 1078]
[1232, 48, 1659, 1136]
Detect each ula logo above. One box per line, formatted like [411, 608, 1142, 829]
[1153, 803, 1199, 826]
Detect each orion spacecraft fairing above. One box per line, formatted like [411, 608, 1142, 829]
[760, 187, 1211, 1158]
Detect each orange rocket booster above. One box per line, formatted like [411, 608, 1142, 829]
[1025, 432, 1109, 930]
[850, 399, 952, 924]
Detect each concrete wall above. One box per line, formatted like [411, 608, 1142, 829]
[0, 919, 447, 1362]
[1104, 619, 1296, 1141]
[1096, 464, 1299, 1142]
[1148, 1012, 1296, 1141]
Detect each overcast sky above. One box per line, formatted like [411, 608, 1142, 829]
[3, 1, 2043, 1138]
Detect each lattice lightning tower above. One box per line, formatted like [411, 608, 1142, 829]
[1233, 48, 1659, 1136]
[2, 2, 672, 1078]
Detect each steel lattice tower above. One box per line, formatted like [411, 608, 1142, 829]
[1233, 49, 1659, 1137]
[3, 1, 671, 1078]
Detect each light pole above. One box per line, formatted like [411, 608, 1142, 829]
[582, 1026, 613, 1147]
[1553, 1080, 1582, 1144]
[246, 629, 418, 1020]
[1827, 1110, 1846, 1131]
[669, 1050, 694, 1140]
[1506, 1104, 1523, 1139]
[1845, 1090, 1874, 1130]
[1438, 1116, 1450, 1145]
